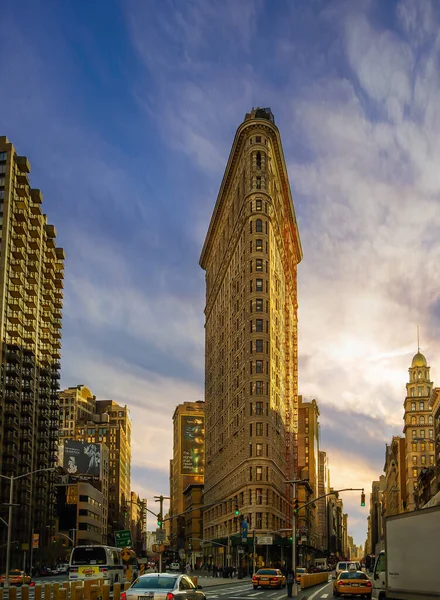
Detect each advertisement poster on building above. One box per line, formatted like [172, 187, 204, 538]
[62, 440, 101, 477]
[180, 415, 205, 475]
[32, 533, 40, 549]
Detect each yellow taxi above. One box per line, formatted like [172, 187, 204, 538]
[333, 570, 372, 598]
[0, 570, 31, 586]
[295, 567, 308, 583]
[252, 568, 286, 589]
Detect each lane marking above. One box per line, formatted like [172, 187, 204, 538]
[321, 594, 329, 598]
[307, 580, 333, 600]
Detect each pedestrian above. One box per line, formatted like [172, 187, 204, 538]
[286, 570, 295, 597]
[185, 562, 191, 576]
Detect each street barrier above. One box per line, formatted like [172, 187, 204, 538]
[113, 582, 121, 600]
[74, 584, 83, 600]
[89, 585, 98, 600]
[102, 583, 110, 600]
[21, 586, 29, 600]
[58, 589, 67, 600]
[34, 584, 42, 600]
[300, 572, 328, 589]
[0, 586, 3, 600]
[53, 583, 60, 600]
[8, 587, 17, 600]
[44, 583, 51, 600]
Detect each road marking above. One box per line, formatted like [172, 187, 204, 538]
[307, 580, 332, 600]
[321, 594, 329, 598]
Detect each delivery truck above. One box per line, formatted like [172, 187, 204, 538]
[373, 504, 440, 599]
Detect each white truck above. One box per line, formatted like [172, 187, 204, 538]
[314, 558, 328, 571]
[373, 504, 440, 600]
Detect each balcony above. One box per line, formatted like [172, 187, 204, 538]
[4, 444, 17, 460]
[25, 284, 37, 297]
[29, 227, 40, 239]
[16, 156, 30, 173]
[10, 271, 24, 286]
[16, 185, 28, 198]
[9, 285, 23, 298]
[4, 402, 19, 417]
[22, 379, 35, 392]
[6, 362, 20, 376]
[11, 258, 25, 272]
[21, 404, 34, 417]
[25, 295, 37, 309]
[54, 278, 64, 289]
[5, 376, 20, 390]
[23, 318, 35, 332]
[4, 417, 19, 430]
[21, 418, 33, 430]
[23, 352, 35, 366]
[22, 391, 34, 404]
[13, 218, 27, 232]
[6, 345, 21, 362]
[27, 259, 38, 272]
[30, 189, 43, 204]
[44, 279, 54, 290]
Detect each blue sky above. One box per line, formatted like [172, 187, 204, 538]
[2, 0, 440, 546]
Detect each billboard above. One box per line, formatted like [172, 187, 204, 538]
[180, 415, 205, 475]
[63, 440, 101, 478]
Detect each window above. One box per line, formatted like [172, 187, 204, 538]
[421, 443, 425, 451]
[256, 259, 263, 271]
[256, 339, 263, 352]
[256, 381, 263, 394]
[256, 279, 263, 292]
[420, 430, 425, 438]
[413, 468, 418, 478]
[428, 415, 433, 425]
[256, 423, 263, 436]
[418, 371, 421, 379]
[256, 219, 263, 232]
[421, 455, 426, 465]
[256, 360, 263, 373]
[412, 443, 417, 451]
[256, 199, 262, 211]
[411, 402, 416, 411]
[256, 176, 261, 189]
[0, 152, 6, 161]
[256, 488, 263, 504]
[429, 429, 433, 438]
[418, 388, 423, 397]
[429, 455, 435, 465]
[255, 401, 263, 415]
[256, 136, 261, 143]
[256, 298, 263, 311]
[256, 239, 263, 251]
[411, 416, 416, 425]
[412, 430, 417, 439]
[249, 467, 253, 481]
[256, 443, 263, 456]
[412, 456, 417, 465]
[249, 221, 253, 234]
[256, 152, 261, 169]
[420, 401, 425, 410]
[420, 416, 425, 425]
[256, 466, 263, 481]
[411, 388, 415, 397]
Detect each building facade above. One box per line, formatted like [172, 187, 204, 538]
[200, 108, 302, 559]
[59, 385, 96, 441]
[383, 436, 406, 516]
[170, 401, 205, 552]
[403, 351, 434, 509]
[0, 136, 65, 566]
[317, 451, 329, 552]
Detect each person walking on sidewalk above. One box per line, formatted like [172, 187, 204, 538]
[286, 570, 295, 597]
[185, 563, 191, 576]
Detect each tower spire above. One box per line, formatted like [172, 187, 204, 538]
[417, 325, 420, 353]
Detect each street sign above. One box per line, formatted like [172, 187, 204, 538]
[114, 530, 133, 548]
[257, 536, 273, 545]
[156, 529, 166, 542]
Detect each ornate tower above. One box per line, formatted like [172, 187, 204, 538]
[403, 350, 434, 509]
[200, 108, 302, 562]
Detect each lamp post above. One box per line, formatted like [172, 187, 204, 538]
[283, 479, 308, 598]
[0, 468, 55, 589]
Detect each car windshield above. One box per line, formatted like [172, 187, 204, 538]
[71, 547, 107, 565]
[338, 563, 347, 570]
[10, 571, 21, 575]
[340, 572, 367, 580]
[132, 577, 177, 589]
[297, 568, 306, 573]
[257, 570, 277, 575]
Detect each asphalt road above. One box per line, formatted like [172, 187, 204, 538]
[204, 579, 335, 600]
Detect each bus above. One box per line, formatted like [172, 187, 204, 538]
[69, 545, 127, 586]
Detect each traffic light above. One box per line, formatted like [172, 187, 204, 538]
[361, 492, 366, 507]
[235, 505, 240, 516]
[157, 513, 163, 527]
[293, 499, 299, 514]
[123, 505, 128, 517]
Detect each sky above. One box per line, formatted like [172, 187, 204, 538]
[1, 0, 440, 547]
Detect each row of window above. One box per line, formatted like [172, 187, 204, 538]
[249, 465, 268, 481]
[409, 387, 430, 397]
[250, 340, 269, 353]
[0, 152, 7, 161]
[249, 443, 267, 457]
[410, 415, 433, 425]
[250, 402, 268, 416]
[249, 219, 268, 234]
[412, 442, 435, 451]
[412, 455, 435, 465]
[250, 279, 268, 293]
[249, 381, 269, 395]
[410, 401, 430, 411]
[250, 422, 269, 436]
[249, 360, 267, 374]
[250, 198, 268, 213]
[411, 429, 434, 439]
[250, 239, 268, 253]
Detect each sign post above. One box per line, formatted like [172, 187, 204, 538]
[114, 530, 133, 548]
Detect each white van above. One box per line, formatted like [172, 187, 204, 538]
[335, 561, 359, 578]
[69, 546, 125, 585]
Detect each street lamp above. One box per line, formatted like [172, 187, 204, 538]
[0, 468, 55, 589]
[283, 479, 308, 598]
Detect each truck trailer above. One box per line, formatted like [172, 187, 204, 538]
[373, 504, 440, 599]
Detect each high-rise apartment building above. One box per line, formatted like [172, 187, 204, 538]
[383, 436, 406, 516]
[317, 451, 329, 551]
[200, 108, 302, 554]
[403, 351, 434, 509]
[0, 136, 64, 563]
[170, 401, 205, 551]
[58, 390, 132, 543]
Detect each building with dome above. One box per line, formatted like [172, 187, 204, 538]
[403, 350, 435, 509]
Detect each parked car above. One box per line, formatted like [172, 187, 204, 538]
[168, 563, 181, 572]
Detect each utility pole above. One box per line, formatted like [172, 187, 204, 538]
[154, 495, 169, 572]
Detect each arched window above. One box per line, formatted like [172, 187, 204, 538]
[420, 401, 425, 410]
[418, 370, 421, 379]
[256, 152, 261, 169]
[420, 416, 425, 425]
[428, 415, 433, 425]
[256, 219, 263, 232]
[411, 416, 416, 425]
[249, 220, 253, 234]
